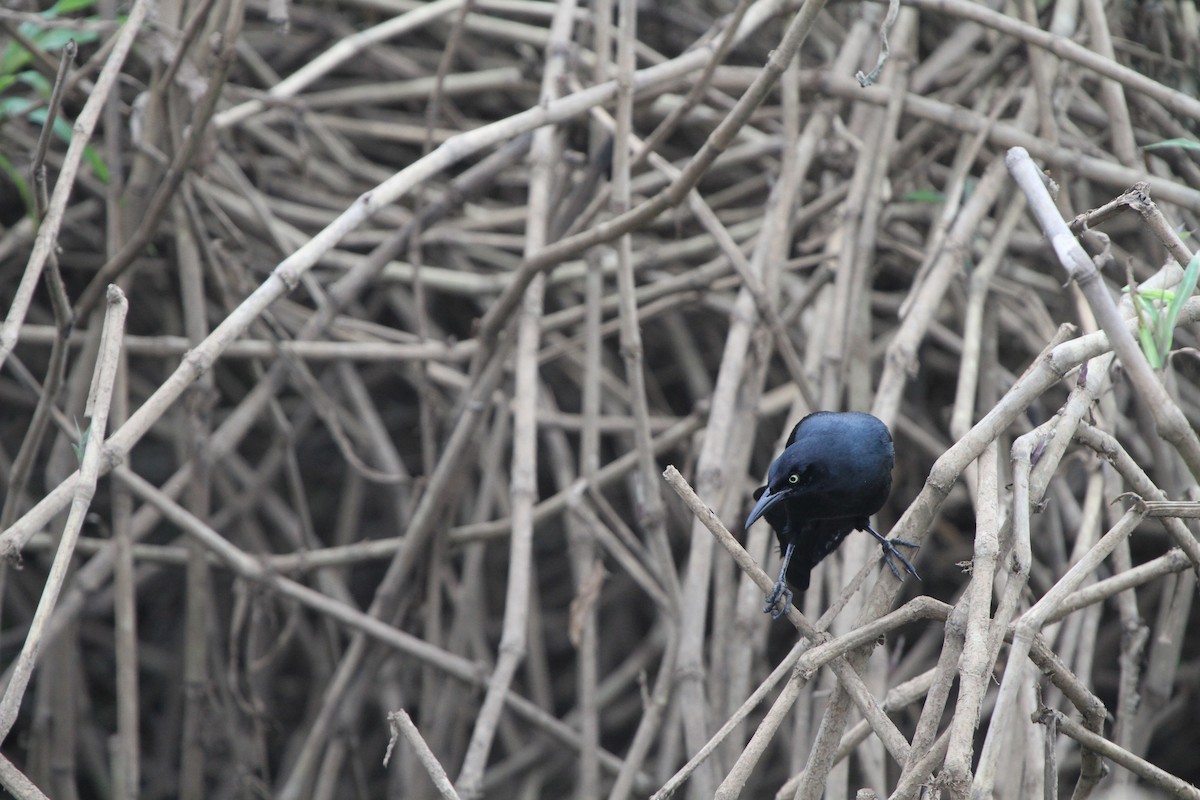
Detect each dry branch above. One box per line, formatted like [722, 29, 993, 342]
[2, 0, 1200, 796]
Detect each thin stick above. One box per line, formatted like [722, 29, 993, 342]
[972, 506, 1147, 796]
[0, 285, 128, 743]
[386, 710, 461, 800]
[1033, 706, 1200, 799]
[663, 467, 913, 766]
[0, 752, 51, 800]
[0, 0, 149, 373]
[455, 2, 576, 795]
[1007, 147, 1200, 482]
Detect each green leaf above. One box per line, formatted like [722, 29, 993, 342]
[1134, 293, 1159, 319]
[1, 0, 102, 75]
[1144, 138, 1200, 151]
[71, 419, 91, 464]
[3, 103, 110, 184]
[3, 31, 80, 74]
[1166, 252, 1200, 322]
[1134, 288, 1175, 302]
[0, 71, 51, 113]
[19, 70, 52, 94]
[1130, 256, 1200, 369]
[49, 0, 99, 14]
[1138, 318, 1163, 368]
[1, 43, 33, 76]
[0, 96, 35, 120]
[903, 190, 944, 203]
[0, 153, 34, 219]
[34, 109, 109, 182]
[26, 27, 82, 53]
[1154, 311, 1172, 362]
[1132, 293, 1163, 368]
[82, 142, 109, 183]
[1159, 252, 1200, 363]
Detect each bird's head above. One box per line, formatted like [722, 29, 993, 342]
[744, 451, 820, 530]
[744, 411, 894, 531]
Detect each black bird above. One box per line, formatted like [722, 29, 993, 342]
[745, 411, 919, 618]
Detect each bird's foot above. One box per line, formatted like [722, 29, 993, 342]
[879, 538, 921, 582]
[763, 580, 793, 619]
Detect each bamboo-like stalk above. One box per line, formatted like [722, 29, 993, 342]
[3, 0, 1200, 795]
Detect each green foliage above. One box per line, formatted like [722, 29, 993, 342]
[1126, 251, 1200, 369]
[903, 189, 945, 203]
[71, 418, 90, 464]
[1143, 138, 1200, 152]
[0, 0, 110, 207]
[0, 152, 34, 215]
[0, 0, 102, 75]
[0, 73, 110, 184]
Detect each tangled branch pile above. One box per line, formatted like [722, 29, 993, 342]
[1, 0, 1199, 797]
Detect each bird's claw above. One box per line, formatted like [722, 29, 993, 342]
[763, 580, 793, 619]
[879, 538, 921, 582]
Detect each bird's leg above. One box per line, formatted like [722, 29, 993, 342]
[864, 524, 921, 581]
[764, 541, 795, 619]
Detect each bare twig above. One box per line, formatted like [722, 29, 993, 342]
[0, 286, 128, 742]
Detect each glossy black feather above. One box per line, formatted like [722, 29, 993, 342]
[748, 411, 905, 612]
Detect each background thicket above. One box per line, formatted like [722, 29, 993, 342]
[1, 0, 1199, 798]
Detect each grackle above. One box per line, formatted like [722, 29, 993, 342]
[745, 411, 920, 618]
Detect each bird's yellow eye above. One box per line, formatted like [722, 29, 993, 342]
[788, 473, 799, 484]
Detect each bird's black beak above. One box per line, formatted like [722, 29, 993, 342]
[745, 485, 792, 529]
